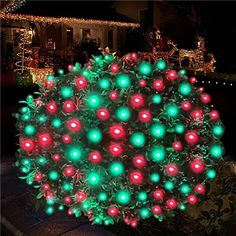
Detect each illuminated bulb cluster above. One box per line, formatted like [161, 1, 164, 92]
[15, 55, 224, 227]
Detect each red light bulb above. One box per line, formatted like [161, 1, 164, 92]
[108, 142, 123, 156]
[63, 166, 75, 177]
[52, 154, 61, 162]
[68, 208, 74, 215]
[64, 196, 73, 204]
[34, 172, 43, 182]
[109, 91, 118, 101]
[132, 154, 147, 168]
[68, 65, 73, 72]
[110, 63, 120, 73]
[172, 141, 183, 151]
[75, 76, 88, 89]
[63, 100, 75, 113]
[109, 124, 126, 139]
[38, 133, 52, 148]
[181, 101, 192, 111]
[166, 70, 178, 81]
[45, 80, 54, 88]
[209, 110, 219, 120]
[189, 77, 197, 83]
[191, 109, 203, 120]
[190, 159, 205, 173]
[153, 79, 165, 91]
[45, 192, 54, 200]
[201, 93, 211, 104]
[153, 189, 164, 201]
[131, 52, 138, 60]
[130, 94, 145, 109]
[195, 184, 206, 194]
[62, 134, 72, 144]
[108, 206, 119, 216]
[151, 205, 162, 215]
[139, 79, 147, 87]
[66, 118, 82, 133]
[89, 151, 102, 164]
[187, 194, 198, 205]
[42, 183, 50, 191]
[130, 219, 138, 228]
[35, 99, 43, 107]
[46, 101, 58, 114]
[76, 191, 86, 202]
[96, 107, 110, 121]
[138, 109, 152, 122]
[165, 163, 179, 176]
[20, 138, 35, 152]
[129, 170, 143, 184]
[185, 130, 199, 145]
[166, 198, 178, 209]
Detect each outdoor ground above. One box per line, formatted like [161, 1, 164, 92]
[1, 72, 236, 236]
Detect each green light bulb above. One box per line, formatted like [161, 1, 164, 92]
[94, 216, 103, 225]
[139, 208, 150, 219]
[37, 115, 47, 123]
[48, 170, 59, 180]
[47, 199, 55, 205]
[212, 125, 224, 136]
[37, 156, 47, 165]
[60, 86, 73, 98]
[156, 59, 166, 70]
[109, 161, 124, 177]
[115, 106, 131, 122]
[20, 107, 29, 114]
[139, 61, 152, 75]
[178, 204, 187, 211]
[150, 173, 160, 183]
[24, 125, 36, 136]
[152, 94, 162, 104]
[179, 184, 191, 195]
[21, 166, 30, 173]
[129, 132, 146, 148]
[99, 78, 110, 89]
[62, 182, 73, 191]
[116, 190, 131, 205]
[87, 93, 102, 109]
[165, 104, 179, 117]
[21, 114, 31, 121]
[98, 192, 108, 202]
[66, 145, 83, 162]
[210, 144, 224, 158]
[58, 205, 64, 211]
[178, 82, 192, 96]
[116, 74, 131, 89]
[138, 192, 148, 201]
[175, 124, 185, 134]
[179, 69, 186, 76]
[206, 169, 216, 179]
[51, 118, 62, 128]
[47, 75, 55, 81]
[87, 128, 103, 144]
[87, 171, 101, 186]
[164, 181, 174, 191]
[81, 200, 91, 210]
[21, 158, 30, 165]
[150, 145, 166, 162]
[58, 69, 64, 75]
[45, 206, 54, 215]
[150, 123, 165, 139]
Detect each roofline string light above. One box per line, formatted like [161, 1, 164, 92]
[0, 13, 140, 28]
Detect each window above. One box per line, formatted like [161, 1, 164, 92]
[66, 28, 73, 48]
[82, 28, 91, 40]
[108, 30, 113, 49]
[139, 9, 148, 24]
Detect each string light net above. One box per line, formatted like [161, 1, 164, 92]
[15, 54, 224, 227]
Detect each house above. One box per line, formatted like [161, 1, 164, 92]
[0, 12, 139, 54]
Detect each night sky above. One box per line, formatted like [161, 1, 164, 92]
[13, 1, 236, 72]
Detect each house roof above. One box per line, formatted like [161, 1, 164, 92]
[0, 1, 139, 28]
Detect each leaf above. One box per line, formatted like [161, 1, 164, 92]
[36, 191, 44, 199]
